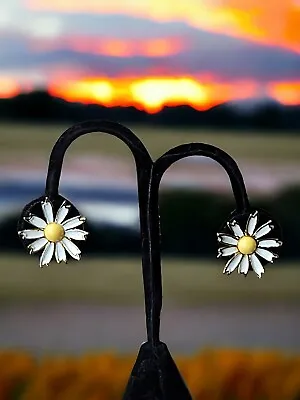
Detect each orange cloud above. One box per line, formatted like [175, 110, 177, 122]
[31, 36, 186, 57]
[267, 81, 300, 106]
[0, 78, 20, 98]
[26, 0, 300, 53]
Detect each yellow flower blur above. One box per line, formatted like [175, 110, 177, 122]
[1, 349, 300, 399]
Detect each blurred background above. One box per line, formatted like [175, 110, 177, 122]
[0, 0, 300, 398]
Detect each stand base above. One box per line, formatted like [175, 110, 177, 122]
[123, 341, 192, 400]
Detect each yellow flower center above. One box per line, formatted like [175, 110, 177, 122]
[44, 223, 65, 242]
[237, 235, 257, 255]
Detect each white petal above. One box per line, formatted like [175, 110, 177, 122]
[18, 230, 44, 240]
[246, 211, 258, 236]
[62, 216, 86, 230]
[61, 238, 81, 260]
[227, 220, 243, 238]
[255, 248, 278, 263]
[40, 242, 55, 267]
[65, 229, 89, 241]
[223, 253, 243, 275]
[258, 239, 282, 248]
[217, 246, 237, 258]
[253, 221, 274, 239]
[217, 234, 238, 246]
[41, 199, 54, 223]
[250, 253, 265, 278]
[55, 242, 67, 263]
[238, 255, 249, 275]
[24, 215, 46, 229]
[55, 201, 71, 224]
[28, 237, 48, 254]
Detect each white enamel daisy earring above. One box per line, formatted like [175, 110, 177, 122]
[18, 196, 88, 267]
[217, 209, 282, 278]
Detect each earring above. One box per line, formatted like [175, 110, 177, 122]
[217, 209, 282, 278]
[18, 196, 88, 267]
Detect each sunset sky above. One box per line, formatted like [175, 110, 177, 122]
[0, 0, 299, 112]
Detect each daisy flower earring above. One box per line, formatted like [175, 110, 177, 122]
[18, 197, 88, 267]
[217, 210, 282, 278]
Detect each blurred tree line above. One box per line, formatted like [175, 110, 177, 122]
[1, 185, 300, 261]
[0, 90, 299, 130]
[158, 186, 299, 261]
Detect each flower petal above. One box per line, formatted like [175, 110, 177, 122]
[246, 211, 258, 236]
[40, 242, 55, 267]
[227, 220, 243, 238]
[253, 220, 274, 239]
[41, 199, 53, 223]
[55, 242, 67, 263]
[55, 201, 71, 224]
[217, 234, 238, 246]
[238, 255, 249, 275]
[18, 230, 44, 240]
[258, 239, 282, 248]
[24, 215, 46, 229]
[223, 253, 243, 275]
[250, 253, 265, 278]
[28, 237, 48, 254]
[217, 246, 237, 258]
[61, 238, 81, 260]
[62, 216, 86, 230]
[65, 229, 89, 241]
[256, 248, 278, 263]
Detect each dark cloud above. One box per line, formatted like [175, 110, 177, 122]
[18, 12, 202, 37]
[0, 14, 299, 82]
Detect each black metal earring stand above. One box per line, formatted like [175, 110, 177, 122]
[18, 120, 277, 399]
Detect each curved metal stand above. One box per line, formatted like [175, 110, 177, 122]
[18, 120, 282, 400]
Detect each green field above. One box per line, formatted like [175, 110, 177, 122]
[0, 255, 299, 306]
[0, 123, 299, 163]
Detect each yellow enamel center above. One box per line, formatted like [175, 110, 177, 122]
[237, 235, 257, 255]
[44, 223, 65, 242]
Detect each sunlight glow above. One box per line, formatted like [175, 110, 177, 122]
[0, 75, 299, 111]
[48, 76, 261, 113]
